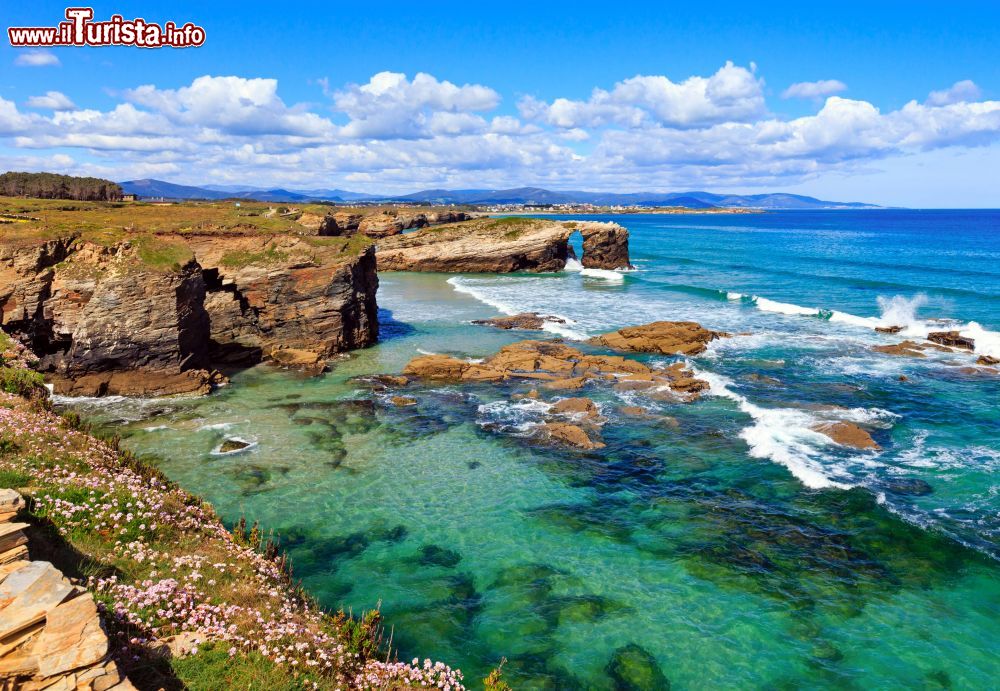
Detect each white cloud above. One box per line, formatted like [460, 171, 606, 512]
[14, 50, 60, 67]
[781, 79, 847, 99]
[519, 61, 765, 129]
[125, 75, 334, 137]
[926, 80, 982, 106]
[1, 68, 998, 196]
[333, 71, 501, 139]
[26, 91, 76, 111]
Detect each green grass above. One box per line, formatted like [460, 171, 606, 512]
[170, 644, 312, 691]
[135, 234, 195, 271]
[0, 468, 31, 488]
[0, 366, 45, 397]
[219, 245, 290, 268]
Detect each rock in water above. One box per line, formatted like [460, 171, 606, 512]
[219, 438, 253, 454]
[872, 341, 927, 358]
[927, 330, 975, 351]
[541, 422, 605, 450]
[590, 321, 726, 355]
[875, 325, 904, 334]
[977, 355, 999, 366]
[471, 313, 566, 330]
[605, 643, 671, 690]
[813, 422, 880, 450]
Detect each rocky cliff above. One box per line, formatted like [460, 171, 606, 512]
[375, 217, 631, 272]
[0, 199, 379, 396]
[303, 209, 474, 239]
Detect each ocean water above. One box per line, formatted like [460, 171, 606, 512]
[62, 210, 1000, 688]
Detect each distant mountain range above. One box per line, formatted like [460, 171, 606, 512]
[118, 179, 879, 209]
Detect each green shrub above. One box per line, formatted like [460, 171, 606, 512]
[0, 366, 45, 397]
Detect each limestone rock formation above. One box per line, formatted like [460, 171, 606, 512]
[0, 231, 378, 396]
[576, 221, 632, 269]
[590, 321, 726, 355]
[376, 217, 630, 272]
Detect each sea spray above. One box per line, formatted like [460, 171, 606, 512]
[694, 368, 856, 490]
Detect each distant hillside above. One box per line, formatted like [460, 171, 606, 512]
[117, 179, 879, 209]
[0, 171, 121, 201]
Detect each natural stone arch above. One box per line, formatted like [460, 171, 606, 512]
[565, 221, 632, 269]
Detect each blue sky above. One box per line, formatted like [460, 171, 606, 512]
[2, 1, 999, 206]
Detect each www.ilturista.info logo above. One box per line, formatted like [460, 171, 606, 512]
[8, 7, 205, 48]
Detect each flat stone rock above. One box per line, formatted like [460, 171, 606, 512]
[35, 594, 108, 678]
[471, 313, 566, 330]
[813, 422, 880, 450]
[590, 321, 725, 355]
[0, 561, 76, 639]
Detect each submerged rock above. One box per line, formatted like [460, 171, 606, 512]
[472, 313, 566, 330]
[418, 544, 462, 568]
[886, 478, 934, 496]
[813, 422, 880, 450]
[605, 643, 670, 690]
[590, 321, 726, 355]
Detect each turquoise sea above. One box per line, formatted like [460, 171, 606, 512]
[62, 210, 1000, 688]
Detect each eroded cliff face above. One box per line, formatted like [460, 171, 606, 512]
[0, 233, 378, 396]
[309, 209, 474, 239]
[375, 217, 631, 272]
[188, 234, 378, 365]
[574, 222, 632, 270]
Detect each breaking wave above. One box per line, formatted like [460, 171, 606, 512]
[727, 291, 1000, 358]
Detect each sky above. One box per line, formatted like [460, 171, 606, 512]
[1, 1, 999, 206]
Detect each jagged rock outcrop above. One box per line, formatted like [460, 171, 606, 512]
[376, 217, 631, 272]
[401, 338, 708, 398]
[0, 232, 378, 396]
[307, 209, 474, 239]
[590, 321, 727, 355]
[574, 221, 632, 269]
[187, 234, 378, 366]
[927, 330, 975, 351]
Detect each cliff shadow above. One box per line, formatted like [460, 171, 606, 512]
[377, 308, 416, 342]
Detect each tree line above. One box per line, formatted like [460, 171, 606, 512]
[0, 171, 123, 201]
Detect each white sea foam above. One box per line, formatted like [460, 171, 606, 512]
[732, 290, 1000, 358]
[198, 422, 236, 431]
[695, 369, 866, 490]
[752, 296, 820, 317]
[476, 398, 552, 435]
[564, 257, 626, 281]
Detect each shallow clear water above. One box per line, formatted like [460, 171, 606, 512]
[64, 211, 1000, 688]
